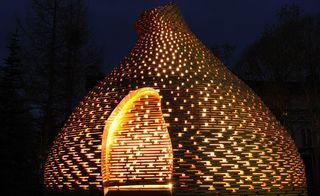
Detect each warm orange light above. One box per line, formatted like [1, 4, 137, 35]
[101, 88, 173, 195]
[44, 3, 306, 195]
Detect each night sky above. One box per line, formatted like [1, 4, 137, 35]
[1, 0, 320, 72]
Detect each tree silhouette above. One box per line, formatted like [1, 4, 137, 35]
[1, 28, 40, 195]
[235, 4, 320, 82]
[0, 1, 105, 193]
[20, 0, 103, 163]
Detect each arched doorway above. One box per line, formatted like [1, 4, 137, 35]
[101, 87, 173, 195]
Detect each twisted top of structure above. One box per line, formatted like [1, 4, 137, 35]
[135, 3, 188, 35]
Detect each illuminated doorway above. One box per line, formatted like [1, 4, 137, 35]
[101, 88, 173, 195]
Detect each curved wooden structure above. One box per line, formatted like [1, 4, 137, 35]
[44, 3, 307, 195]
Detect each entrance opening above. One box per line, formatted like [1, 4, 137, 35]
[101, 88, 173, 195]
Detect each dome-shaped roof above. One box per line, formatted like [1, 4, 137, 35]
[44, 3, 307, 195]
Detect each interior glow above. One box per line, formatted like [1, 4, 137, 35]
[101, 87, 173, 195]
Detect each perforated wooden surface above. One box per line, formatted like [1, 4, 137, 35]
[44, 3, 307, 195]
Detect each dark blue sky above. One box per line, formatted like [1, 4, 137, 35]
[1, 0, 320, 71]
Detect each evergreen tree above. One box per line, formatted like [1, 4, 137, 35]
[1, 28, 40, 195]
[20, 0, 103, 165]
